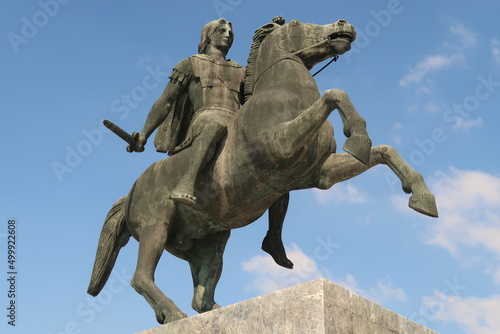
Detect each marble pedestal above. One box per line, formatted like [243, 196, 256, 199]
[136, 278, 438, 334]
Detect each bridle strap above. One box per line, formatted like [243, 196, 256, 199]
[291, 37, 340, 77]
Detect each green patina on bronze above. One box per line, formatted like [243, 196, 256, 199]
[89, 17, 438, 325]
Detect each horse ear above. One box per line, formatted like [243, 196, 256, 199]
[259, 23, 279, 32]
[272, 16, 285, 25]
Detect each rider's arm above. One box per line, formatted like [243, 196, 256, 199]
[139, 81, 184, 141]
[136, 58, 192, 150]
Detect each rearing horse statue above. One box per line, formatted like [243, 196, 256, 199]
[88, 18, 438, 325]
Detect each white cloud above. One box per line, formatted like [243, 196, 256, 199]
[449, 22, 478, 49]
[336, 274, 407, 304]
[423, 291, 500, 334]
[138, 55, 155, 67]
[242, 244, 407, 305]
[407, 104, 419, 113]
[399, 54, 465, 87]
[415, 86, 432, 96]
[491, 38, 500, 65]
[493, 268, 500, 285]
[391, 123, 403, 145]
[453, 117, 483, 131]
[241, 243, 329, 294]
[390, 194, 409, 215]
[423, 101, 441, 113]
[392, 135, 403, 146]
[392, 122, 403, 130]
[313, 183, 369, 205]
[418, 168, 500, 258]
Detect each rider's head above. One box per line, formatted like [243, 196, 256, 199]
[198, 19, 234, 55]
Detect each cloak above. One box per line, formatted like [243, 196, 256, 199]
[153, 58, 194, 155]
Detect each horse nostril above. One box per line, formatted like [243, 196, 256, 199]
[337, 19, 346, 25]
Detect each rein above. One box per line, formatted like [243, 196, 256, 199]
[291, 37, 339, 77]
[252, 38, 340, 89]
[312, 55, 339, 77]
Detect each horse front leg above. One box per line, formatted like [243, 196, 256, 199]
[271, 89, 370, 163]
[271, 92, 336, 160]
[315, 145, 438, 218]
[376, 145, 438, 218]
[329, 89, 372, 164]
[130, 200, 187, 324]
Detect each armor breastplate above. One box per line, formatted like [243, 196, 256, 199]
[190, 55, 245, 111]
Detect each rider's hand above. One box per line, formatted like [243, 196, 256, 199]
[127, 132, 146, 152]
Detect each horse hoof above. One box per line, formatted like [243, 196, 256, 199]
[342, 135, 372, 165]
[409, 193, 439, 218]
[155, 299, 188, 324]
[170, 193, 197, 206]
[162, 310, 188, 324]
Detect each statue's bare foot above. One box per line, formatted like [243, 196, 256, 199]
[170, 193, 197, 206]
[262, 233, 294, 269]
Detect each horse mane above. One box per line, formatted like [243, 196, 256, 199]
[244, 18, 285, 103]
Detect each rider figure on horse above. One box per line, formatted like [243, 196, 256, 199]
[130, 18, 294, 268]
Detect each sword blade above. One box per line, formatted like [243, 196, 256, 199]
[103, 119, 135, 146]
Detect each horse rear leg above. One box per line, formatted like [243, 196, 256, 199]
[315, 145, 438, 218]
[185, 230, 230, 313]
[130, 201, 187, 324]
[376, 145, 438, 217]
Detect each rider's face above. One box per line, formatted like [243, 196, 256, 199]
[210, 23, 233, 53]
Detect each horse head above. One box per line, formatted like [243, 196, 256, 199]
[264, 19, 356, 70]
[245, 18, 357, 99]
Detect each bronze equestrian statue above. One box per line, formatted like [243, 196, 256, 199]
[88, 17, 438, 325]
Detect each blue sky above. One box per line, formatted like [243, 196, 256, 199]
[2, 0, 500, 333]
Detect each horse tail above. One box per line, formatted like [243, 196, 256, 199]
[87, 196, 130, 296]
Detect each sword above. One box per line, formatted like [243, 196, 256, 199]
[103, 119, 143, 152]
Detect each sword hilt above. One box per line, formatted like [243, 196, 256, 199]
[126, 132, 144, 153]
[103, 119, 145, 153]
